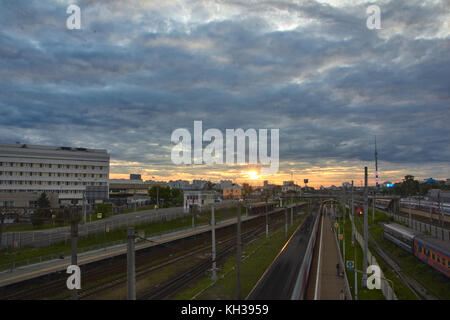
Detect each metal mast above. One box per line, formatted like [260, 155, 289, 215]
[375, 136, 379, 189]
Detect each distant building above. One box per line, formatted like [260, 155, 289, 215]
[343, 182, 352, 188]
[192, 180, 208, 189]
[223, 186, 243, 200]
[130, 174, 142, 181]
[446, 179, 450, 186]
[0, 191, 59, 208]
[282, 182, 301, 193]
[168, 180, 190, 189]
[216, 180, 233, 190]
[109, 179, 151, 204]
[0, 142, 109, 206]
[183, 190, 217, 212]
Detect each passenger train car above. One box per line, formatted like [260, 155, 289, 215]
[400, 199, 450, 216]
[383, 223, 450, 278]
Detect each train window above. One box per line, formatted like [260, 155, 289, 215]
[431, 253, 435, 260]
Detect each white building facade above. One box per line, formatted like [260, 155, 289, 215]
[0, 143, 110, 205]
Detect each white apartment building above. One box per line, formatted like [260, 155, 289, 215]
[0, 143, 110, 205]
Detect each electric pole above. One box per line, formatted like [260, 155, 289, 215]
[156, 186, 159, 211]
[362, 167, 368, 288]
[236, 204, 242, 300]
[375, 136, 379, 189]
[291, 206, 294, 226]
[351, 180, 354, 245]
[127, 227, 136, 300]
[70, 213, 78, 300]
[0, 209, 4, 248]
[82, 190, 87, 224]
[373, 190, 375, 223]
[265, 205, 269, 238]
[285, 207, 288, 238]
[211, 206, 217, 281]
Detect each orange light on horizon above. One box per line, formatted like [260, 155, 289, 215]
[244, 170, 261, 180]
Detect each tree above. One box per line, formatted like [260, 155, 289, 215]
[242, 183, 253, 200]
[37, 192, 50, 210]
[148, 186, 183, 208]
[32, 193, 51, 227]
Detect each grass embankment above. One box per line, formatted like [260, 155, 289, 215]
[174, 214, 307, 300]
[3, 205, 158, 232]
[0, 206, 239, 269]
[356, 208, 450, 300]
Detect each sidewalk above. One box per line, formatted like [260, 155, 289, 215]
[311, 214, 349, 300]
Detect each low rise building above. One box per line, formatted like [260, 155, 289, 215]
[223, 186, 243, 200]
[109, 179, 150, 204]
[183, 190, 217, 212]
[0, 192, 59, 208]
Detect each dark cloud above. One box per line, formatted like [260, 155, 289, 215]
[0, 0, 449, 182]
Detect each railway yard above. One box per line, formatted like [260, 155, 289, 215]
[0, 198, 448, 301]
[0, 203, 309, 300]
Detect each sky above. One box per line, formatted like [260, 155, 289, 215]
[0, 0, 449, 187]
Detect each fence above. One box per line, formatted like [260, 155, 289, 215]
[0, 209, 190, 249]
[349, 214, 397, 300]
[0, 201, 241, 249]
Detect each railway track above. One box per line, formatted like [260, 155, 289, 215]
[367, 234, 437, 300]
[139, 224, 269, 300]
[350, 210, 438, 300]
[79, 224, 267, 300]
[0, 212, 288, 300]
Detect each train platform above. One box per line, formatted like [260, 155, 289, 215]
[0, 213, 262, 288]
[306, 214, 350, 300]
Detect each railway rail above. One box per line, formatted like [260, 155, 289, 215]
[0, 210, 291, 300]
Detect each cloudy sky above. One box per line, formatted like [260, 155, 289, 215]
[0, 0, 449, 187]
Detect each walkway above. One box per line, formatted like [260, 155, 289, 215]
[307, 214, 349, 300]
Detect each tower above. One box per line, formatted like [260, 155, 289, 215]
[375, 136, 379, 189]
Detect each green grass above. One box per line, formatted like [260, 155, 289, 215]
[1, 205, 159, 232]
[336, 211, 385, 300]
[351, 207, 450, 300]
[174, 215, 307, 300]
[0, 205, 241, 270]
[3, 221, 70, 232]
